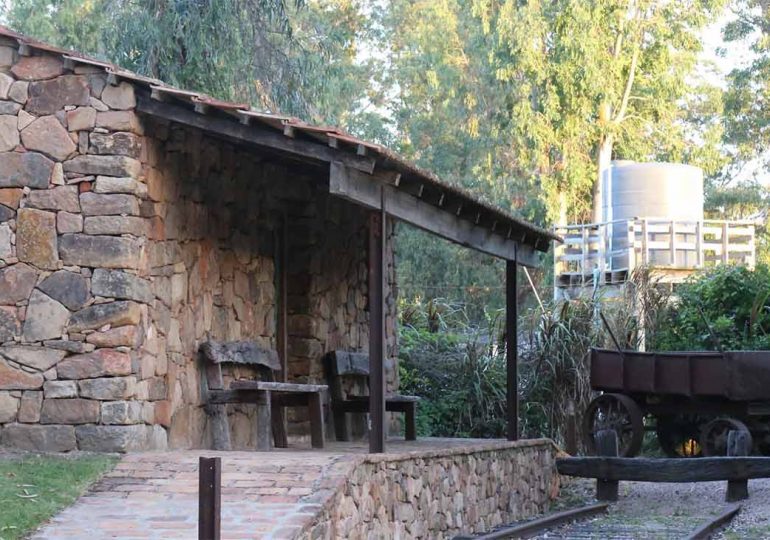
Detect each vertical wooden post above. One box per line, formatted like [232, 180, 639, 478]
[726, 430, 750, 502]
[506, 258, 518, 441]
[565, 400, 578, 456]
[696, 221, 704, 268]
[199, 456, 221, 540]
[669, 220, 676, 267]
[722, 222, 730, 264]
[272, 217, 289, 448]
[595, 429, 619, 502]
[368, 190, 386, 453]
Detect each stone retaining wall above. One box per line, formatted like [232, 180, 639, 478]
[0, 40, 398, 452]
[302, 439, 560, 539]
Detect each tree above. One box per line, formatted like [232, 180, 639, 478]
[4, 0, 378, 125]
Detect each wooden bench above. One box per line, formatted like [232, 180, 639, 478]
[200, 340, 328, 450]
[324, 350, 419, 441]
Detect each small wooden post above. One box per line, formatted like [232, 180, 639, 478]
[199, 456, 221, 540]
[506, 258, 519, 441]
[595, 429, 619, 502]
[726, 430, 750, 502]
[368, 193, 386, 453]
[565, 400, 578, 456]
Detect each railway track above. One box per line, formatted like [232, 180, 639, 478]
[456, 503, 741, 540]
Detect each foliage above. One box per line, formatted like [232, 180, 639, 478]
[653, 264, 770, 351]
[0, 454, 117, 539]
[3, 0, 377, 125]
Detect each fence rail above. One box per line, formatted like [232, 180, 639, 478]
[554, 218, 756, 288]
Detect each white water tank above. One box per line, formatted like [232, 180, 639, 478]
[602, 161, 704, 267]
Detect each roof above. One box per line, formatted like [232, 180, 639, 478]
[0, 25, 560, 258]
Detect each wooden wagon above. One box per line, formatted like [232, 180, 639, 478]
[584, 348, 770, 457]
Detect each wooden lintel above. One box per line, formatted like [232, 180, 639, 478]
[136, 94, 376, 174]
[330, 162, 542, 265]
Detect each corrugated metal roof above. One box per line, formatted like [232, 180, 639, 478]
[0, 24, 560, 251]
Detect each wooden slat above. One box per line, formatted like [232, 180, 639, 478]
[230, 380, 327, 393]
[557, 456, 770, 482]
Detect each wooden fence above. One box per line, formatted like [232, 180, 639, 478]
[554, 218, 756, 288]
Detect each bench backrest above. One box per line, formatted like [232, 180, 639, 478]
[200, 340, 281, 391]
[324, 350, 370, 400]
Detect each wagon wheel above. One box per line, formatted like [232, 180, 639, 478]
[700, 417, 752, 457]
[656, 415, 703, 458]
[583, 393, 644, 457]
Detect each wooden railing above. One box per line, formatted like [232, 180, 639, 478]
[554, 218, 756, 287]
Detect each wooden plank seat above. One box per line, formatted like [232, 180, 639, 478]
[200, 340, 328, 450]
[324, 350, 419, 441]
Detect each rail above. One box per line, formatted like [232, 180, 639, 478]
[554, 217, 757, 287]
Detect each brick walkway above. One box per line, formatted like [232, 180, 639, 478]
[31, 450, 357, 540]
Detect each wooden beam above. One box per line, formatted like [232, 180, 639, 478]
[368, 193, 387, 453]
[136, 94, 376, 174]
[506, 259, 518, 441]
[557, 457, 770, 482]
[330, 162, 541, 265]
[198, 457, 221, 540]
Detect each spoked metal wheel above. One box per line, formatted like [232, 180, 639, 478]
[583, 393, 644, 457]
[656, 415, 703, 458]
[700, 417, 752, 457]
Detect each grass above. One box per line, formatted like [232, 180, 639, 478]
[0, 454, 117, 540]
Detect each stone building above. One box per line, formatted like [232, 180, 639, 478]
[0, 27, 556, 452]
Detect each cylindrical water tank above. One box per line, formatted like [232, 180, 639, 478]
[602, 161, 704, 268]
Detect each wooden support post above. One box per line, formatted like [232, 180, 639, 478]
[726, 430, 750, 502]
[565, 400, 578, 456]
[198, 456, 221, 540]
[368, 191, 386, 453]
[256, 391, 272, 451]
[506, 258, 518, 441]
[595, 429, 619, 502]
[272, 217, 289, 449]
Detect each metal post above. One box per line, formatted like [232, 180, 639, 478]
[368, 190, 386, 453]
[506, 258, 518, 441]
[198, 456, 221, 540]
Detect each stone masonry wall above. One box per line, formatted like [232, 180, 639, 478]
[0, 41, 398, 452]
[301, 439, 560, 539]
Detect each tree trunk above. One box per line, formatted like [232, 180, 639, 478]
[593, 134, 613, 224]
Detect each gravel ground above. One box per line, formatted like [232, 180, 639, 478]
[537, 477, 770, 539]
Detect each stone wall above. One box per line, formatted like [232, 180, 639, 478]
[301, 439, 560, 539]
[0, 41, 398, 452]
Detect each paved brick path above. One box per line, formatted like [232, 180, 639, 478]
[31, 450, 357, 540]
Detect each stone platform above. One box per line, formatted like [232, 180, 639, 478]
[32, 438, 559, 540]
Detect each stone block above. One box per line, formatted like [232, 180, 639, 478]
[43, 380, 78, 399]
[26, 185, 80, 213]
[56, 349, 132, 379]
[83, 215, 146, 236]
[0, 114, 19, 152]
[0, 204, 13, 223]
[57, 211, 83, 233]
[86, 326, 138, 348]
[68, 301, 141, 332]
[0, 263, 38, 304]
[40, 397, 99, 424]
[1, 423, 76, 451]
[101, 400, 142, 424]
[22, 290, 70, 342]
[0, 223, 12, 260]
[17, 208, 59, 269]
[18, 390, 42, 422]
[101, 82, 136, 110]
[75, 424, 160, 452]
[90, 132, 141, 158]
[66, 106, 96, 131]
[153, 400, 172, 427]
[0, 188, 22, 210]
[11, 55, 64, 81]
[0, 391, 18, 422]
[146, 376, 167, 401]
[0, 101, 21, 115]
[0, 151, 54, 189]
[10, 82, 29, 105]
[0, 346, 66, 371]
[63, 155, 141, 178]
[21, 115, 77, 160]
[78, 376, 136, 400]
[0, 46, 13, 69]
[43, 340, 94, 354]
[27, 75, 89, 115]
[0, 73, 11, 99]
[38, 270, 90, 311]
[59, 234, 144, 269]
[94, 176, 146, 196]
[80, 192, 140, 216]
[0, 307, 19, 341]
[91, 269, 153, 303]
[95, 111, 141, 132]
